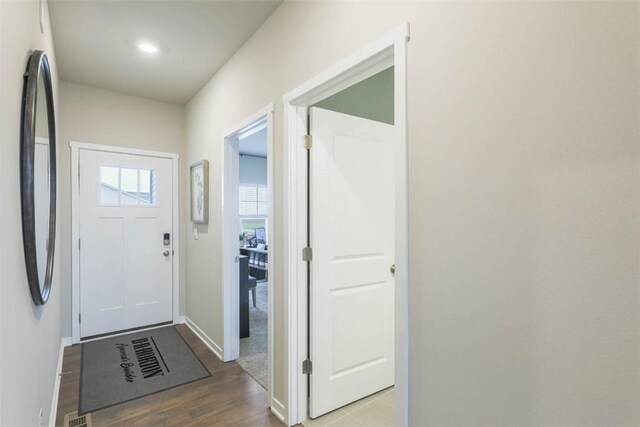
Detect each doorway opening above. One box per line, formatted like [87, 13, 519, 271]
[282, 24, 409, 426]
[238, 123, 269, 388]
[221, 105, 275, 407]
[303, 67, 396, 424]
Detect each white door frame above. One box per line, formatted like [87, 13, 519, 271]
[70, 141, 181, 344]
[282, 23, 410, 426]
[220, 104, 277, 416]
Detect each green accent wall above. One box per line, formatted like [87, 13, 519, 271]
[313, 66, 394, 125]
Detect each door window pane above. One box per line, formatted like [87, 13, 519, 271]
[100, 166, 120, 204]
[120, 168, 138, 205]
[139, 169, 156, 205]
[99, 166, 156, 206]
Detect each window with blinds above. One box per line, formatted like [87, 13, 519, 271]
[239, 185, 267, 215]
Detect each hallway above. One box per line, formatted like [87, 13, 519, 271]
[1, 1, 638, 426]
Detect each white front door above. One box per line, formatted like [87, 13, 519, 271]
[79, 149, 174, 338]
[309, 107, 396, 418]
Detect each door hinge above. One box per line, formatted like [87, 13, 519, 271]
[302, 359, 312, 374]
[78, 239, 81, 250]
[78, 313, 81, 323]
[302, 247, 312, 262]
[304, 134, 312, 150]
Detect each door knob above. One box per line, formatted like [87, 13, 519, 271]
[163, 250, 170, 257]
[390, 264, 395, 275]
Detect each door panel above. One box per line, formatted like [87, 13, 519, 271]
[96, 217, 125, 311]
[128, 217, 160, 305]
[310, 108, 396, 418]
[79, 150, 173, 338]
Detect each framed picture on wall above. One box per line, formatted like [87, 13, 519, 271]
[190, 160, 209, 223]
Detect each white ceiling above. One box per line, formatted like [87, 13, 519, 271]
[239, 127, 267, 157]
[48, 0, 282, 105]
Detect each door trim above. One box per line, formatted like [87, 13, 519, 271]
[70, 141, 181, 344]
[282, 23, 410, 426]
[220, 104, 278, 419]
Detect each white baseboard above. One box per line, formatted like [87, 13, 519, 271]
[270, 397, 286, 424]
[176, 315, 186, 324]
[49, 338, 67, 427]
[184, 316, 223, 361]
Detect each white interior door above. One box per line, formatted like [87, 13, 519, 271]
[309, 107, 396, 418]
[79, 149, 173, 338]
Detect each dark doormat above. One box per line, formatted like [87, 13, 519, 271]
[79, 326, 210, 414]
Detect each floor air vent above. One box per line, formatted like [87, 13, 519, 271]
[63, 412, 92, 427]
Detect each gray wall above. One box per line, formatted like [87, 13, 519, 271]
[57, 81, 187, 337]
[185, 2, 639, 425]
[0, 1, 62, 425]
[239, 155, 267, 185]
[314, 66, 394, 125]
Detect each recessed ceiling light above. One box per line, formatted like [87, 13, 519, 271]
[137, 42, 158, 54]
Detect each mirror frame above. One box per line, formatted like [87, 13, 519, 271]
[20, 50, 57, 305]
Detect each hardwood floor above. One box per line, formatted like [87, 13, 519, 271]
[55, 324, 286, 426]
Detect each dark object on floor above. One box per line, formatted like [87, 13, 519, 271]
[239, 254, 258, 337]
[249, 276, 257, 307]
[79, 326, 210, 414]
[239, 247, 268, 281]
[239, 255, 250, 338]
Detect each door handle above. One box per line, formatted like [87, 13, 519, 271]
[390, 264, 395, 275]
[163, 250, 170, 257]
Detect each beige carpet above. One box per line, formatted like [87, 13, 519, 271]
[237, 281, 268, 389]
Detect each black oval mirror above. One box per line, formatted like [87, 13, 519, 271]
[21, 50, 57, 305]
